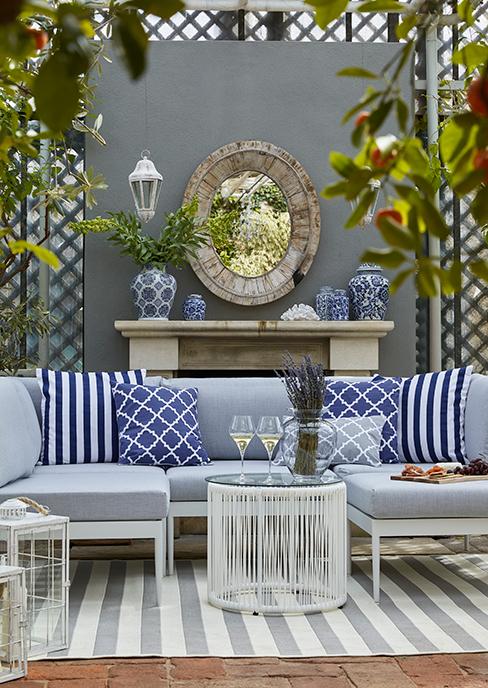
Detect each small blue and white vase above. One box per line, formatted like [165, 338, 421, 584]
[329, 289, 349, 320]
[130, 265, 177, 320]
[315, 286, 334, 320]
[182, 294, 206, 321]
[348, 263, 390, 320]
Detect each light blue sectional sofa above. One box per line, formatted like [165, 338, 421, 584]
[2, 373, 488, 604]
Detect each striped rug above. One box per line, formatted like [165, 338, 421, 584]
[47, 554, 488, 658]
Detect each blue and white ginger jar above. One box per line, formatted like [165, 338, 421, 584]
[182, 294, 206, 321]
[348, 263, 390, 320]
[315, 286, 334, 320]
[130, 265, 177, 320]
[329, 289, 349, 320]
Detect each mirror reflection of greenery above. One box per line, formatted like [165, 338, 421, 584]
[208, 182, 291, 278]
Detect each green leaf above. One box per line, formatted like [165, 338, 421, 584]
[336, 67, 379, 79]
[344, 189, 376, 228]
[395, 14, 417, 40]
[308, 0, 349, 29]
[361, 248, 406, 269]
[329, 151, 358, 178]
[122, 0, 184, 19]
[357, 0, 404, 9]
[367, 100, 393, 134]
[441, 261, 462, 295]
[458, 0, 474, 24]
[32, 53, 80, 132]
[321, 180, 350, 198]
[9, 240, 60, 268]
[415, 197, 450, 240]
[416, 263, 438, 298]
[471, 186, 488, 225]
[342, 87, 380, 124]
[470, 259, 488, 282]
[452, 169, 485, 196]
[452, 42, 488, 72]
[389, 267, 415, 294]
[440, 115, 479, 164]
[376, 217, 418, 251]
[112, 11, 148, 80]
[396, 98, 409, 134]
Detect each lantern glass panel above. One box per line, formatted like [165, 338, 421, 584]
[0, 569, 27, 683]
[142, 180, 152, 207]
[0, 517, 69, 657]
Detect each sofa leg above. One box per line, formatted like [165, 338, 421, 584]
[347, 520, 352, 576]
[372, 533, 381, 603]
[464, 535, 471, 552]
[168, 516, 175, 576]
[154, 521, 166, 607]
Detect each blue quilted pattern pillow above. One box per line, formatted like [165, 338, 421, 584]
[322, 377, 401, 463]
[112, 383, 210, 467]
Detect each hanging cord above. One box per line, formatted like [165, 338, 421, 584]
[18, 497, 50, 516]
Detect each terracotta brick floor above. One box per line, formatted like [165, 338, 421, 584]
[13, 654, 488, 687]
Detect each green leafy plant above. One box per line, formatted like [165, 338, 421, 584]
[0, 296, 51, 375]
[311, 0, 488, 296]
[70, 197, 209, 270]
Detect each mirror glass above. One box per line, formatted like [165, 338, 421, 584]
[207, 171, 291, 278]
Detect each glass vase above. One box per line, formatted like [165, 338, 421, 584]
[282, 409, 336, 483]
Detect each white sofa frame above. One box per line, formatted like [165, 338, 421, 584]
[167, 503, 206, 575]
[347, 504, 486, 602]
[71, 520, 167, 605]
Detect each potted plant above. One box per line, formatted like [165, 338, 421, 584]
[71, 198, 207, 319]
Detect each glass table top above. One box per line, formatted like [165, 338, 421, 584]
[205, 473, 342, 487]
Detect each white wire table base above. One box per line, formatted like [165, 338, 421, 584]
[207, 481, 347, 615]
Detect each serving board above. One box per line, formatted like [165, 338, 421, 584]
[391, 474, 488, 484]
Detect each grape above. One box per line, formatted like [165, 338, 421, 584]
[455, 458, 488, 476]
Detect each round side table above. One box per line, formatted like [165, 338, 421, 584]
[206, 473, 347, 615]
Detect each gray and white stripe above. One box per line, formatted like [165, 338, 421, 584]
[45, 554, 488, 659]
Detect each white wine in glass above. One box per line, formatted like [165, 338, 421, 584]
[257, 416, 283, 483]
[229, 415, 255, 482]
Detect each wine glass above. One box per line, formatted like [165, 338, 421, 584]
[229, 415, 255, 482]
[257, 416, 283, 483]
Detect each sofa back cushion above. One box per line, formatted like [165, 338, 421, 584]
[0, 378, 41, 486]
[162, 377, 291, 460]
[464, 373, 488, 461]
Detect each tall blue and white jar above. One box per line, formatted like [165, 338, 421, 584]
[315, 286, 334, 320]
[130, 265, 177, 320]
[182, 293, 206, 321]
[329, 289, 349, 320]
[348, 263, 390, 320]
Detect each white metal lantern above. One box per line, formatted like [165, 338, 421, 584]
[128, 150, 163, 223]
[0, 565, 27, 683]
[0, 508, 69, 657]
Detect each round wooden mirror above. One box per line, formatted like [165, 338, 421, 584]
[183, 141, 321, 306]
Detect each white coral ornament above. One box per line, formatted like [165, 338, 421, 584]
[280, 304, 320, 321]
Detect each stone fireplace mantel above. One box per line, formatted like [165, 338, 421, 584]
[114, 320, 395, 376]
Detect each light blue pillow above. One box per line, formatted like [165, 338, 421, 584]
[112, 383, 210, 468]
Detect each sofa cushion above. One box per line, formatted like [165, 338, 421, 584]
[0, 464, 169, 520]
[0, 378, 41, 487]
[113, 383, 210, 467]
[343, 470, 488, 518]
[167, 460, 288, 501]
[162, 378, 291, 460]
[37, 369, 146, 465]
[333, 463, 401, 478]
[397, 366, 473, 464]
[323, 377, 401, 463]
[464, 373, 488, 460]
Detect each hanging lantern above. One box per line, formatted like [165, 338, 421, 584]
[0, 565, 28, 683]
[0, 501, 69, 657]
[128, 150, 163, 223]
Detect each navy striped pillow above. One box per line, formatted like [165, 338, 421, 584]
[37, 369, 146, 465]
[398, 367, 473, 463]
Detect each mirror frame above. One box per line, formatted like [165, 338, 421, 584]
[183, 140, 321, 306]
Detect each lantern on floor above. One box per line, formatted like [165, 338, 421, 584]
[0, 565, 28, 683]
[128, 150, 163, 223]
[0, 500, 69, 657]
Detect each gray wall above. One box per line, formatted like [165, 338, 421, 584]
[85, 41, 415, 376]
